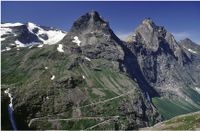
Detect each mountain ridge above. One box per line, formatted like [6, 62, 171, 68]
[1, 22, 66, 51]
[1, 11, 200, 130]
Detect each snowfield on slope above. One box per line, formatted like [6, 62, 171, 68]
[51, 75, 55, 80]
[85, 57, 91, 61]
[72, 36, 81, 46]
[1, 22, 66, 46]
[183, 46, 198, 54]
[1, 22, 23, 27]
[57, 44, 64, 52]
[27, 22, 66, 45]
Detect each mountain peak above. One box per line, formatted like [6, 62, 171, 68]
[126, 18, 181, 53]
[88, 10, 100, 17]
[26, 22, 37, 26]
[180, 38, 199, 48]
[125, 18, 159, 43]
[142, 18, 154, 24]
[70, 11, 109, 33]
[181, 38, 193, 43]
[141, 18, 156, 29]
[61, 11, 124, 61]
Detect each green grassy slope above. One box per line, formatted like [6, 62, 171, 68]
[1, 45, 141, 130]
[142, 111, 200, 130]
[152, 97, 200, 120]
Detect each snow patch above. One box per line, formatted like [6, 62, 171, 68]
[15, 40, 37, 48]
[51, 75, 55, 80]
[27, 22, 37, 34]
[1, 22, 23, 27]
[183, 46, 197, 54]
[29, 45, 33, 49]
[6, 47, 11, 51]
[10, 43, 15, 46]
[37, 44, 44, 48]
[57, 44, 64, 52]
[0, 27, 12, 37]
[85, 57, 91, 61]
[1, 47, 11, 52]
[27, 22, 66, 45]
[72, 36, 81, 46]
[1, 49, 6, 52]
[42, 30, 66, 45]
[82, 75, 86, 79]
[4, 88, 14, 110]
[1, 37, 6, 41]
[15, 40, 26, 47]
[195, 87, 200, 94]
[188, 48, 197, 54]
[1, 22, 66, 47]
[45, 67, 48, 70]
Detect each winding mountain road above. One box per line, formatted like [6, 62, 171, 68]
[28, 89, 134, 127]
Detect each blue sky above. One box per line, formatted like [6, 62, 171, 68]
[1, 1, 200, 44]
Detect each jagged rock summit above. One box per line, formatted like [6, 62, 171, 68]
[70, 11, 109, 33]
[124, 18, 200, 101]
[60, 11, 124, 61]
[126, 18, 181, 54]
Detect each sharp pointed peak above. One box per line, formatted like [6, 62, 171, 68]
[182, 38, 192, 42]
[70, 11, 109, 33]
[142, 17, 154, 23]
[88, 10, 100, 16]
[180, 38, 197, 45]
[86, 10, 106, 23]
[141, 17, 156, 28]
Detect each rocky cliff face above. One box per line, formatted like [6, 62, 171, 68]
[125, 18, 200, 101]
[60, 11, 124, 61]
[180, 38, 200, 56]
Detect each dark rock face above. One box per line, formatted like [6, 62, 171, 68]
[125, 18, 200, 99]
[70, 11, 109, 34]
[120, 92, 162, 129]
[16, 25, 43, 44]
[60, 11, 124, 61]
[179, 38, 200, 86]
[55, 76, 83, 89]
[118, 41, 160, 97]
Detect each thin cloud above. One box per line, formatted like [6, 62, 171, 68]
[115, 32, 132, 40]
[172, 32, 190, 41]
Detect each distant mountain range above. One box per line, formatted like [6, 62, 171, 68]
[1, 22, 66, 49]
[1, 11, 200, 130]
